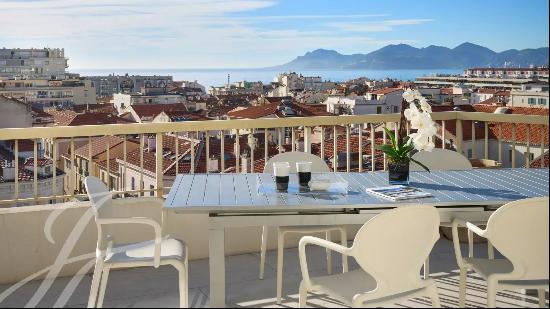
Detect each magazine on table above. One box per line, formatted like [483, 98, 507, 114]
[366, 185, 433, 201]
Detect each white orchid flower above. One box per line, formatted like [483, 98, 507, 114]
[410, 111, 432, 130]
[419, 97, 432, 113]
[402, 90, 417, 103]
[404, 102, 420, 120]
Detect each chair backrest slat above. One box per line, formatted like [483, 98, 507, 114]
[84, 176, 114, 220]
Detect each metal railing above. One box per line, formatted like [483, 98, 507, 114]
[0, 111, 547, 207]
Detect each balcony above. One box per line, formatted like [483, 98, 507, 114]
[0, 111, 548, 308]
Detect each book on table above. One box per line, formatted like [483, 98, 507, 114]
[366, 185, 433, 201]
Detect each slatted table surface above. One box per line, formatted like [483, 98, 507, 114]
[165, 168, 549, 213]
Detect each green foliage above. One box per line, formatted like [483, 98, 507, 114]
[376, 128, 430, 172]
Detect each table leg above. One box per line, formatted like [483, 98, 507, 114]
[209, 226, 226, 308]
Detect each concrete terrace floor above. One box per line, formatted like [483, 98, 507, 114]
[0, 239, 547, 308]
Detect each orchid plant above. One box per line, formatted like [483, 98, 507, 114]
[377, 89, 437, 172]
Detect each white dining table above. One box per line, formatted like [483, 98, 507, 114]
[164, 168, 549, 308]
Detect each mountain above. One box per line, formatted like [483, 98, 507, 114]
[271, 43, 549, 70]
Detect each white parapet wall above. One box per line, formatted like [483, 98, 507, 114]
[0, 200, 354, 285]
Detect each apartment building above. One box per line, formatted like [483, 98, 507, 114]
[509, 84, 549, 108]
[0, 78, 96, 108]
[0, 48, 68, 80]
[209, 81, 264, 96]
[464, 67, 549, 79]
[111, 87, 186, 113]
[268, 72, 335, 97]
[85, 74, 173, 98]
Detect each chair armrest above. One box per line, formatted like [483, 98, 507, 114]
[97, 217, 163, 268]
[465, 222, 486, 238]
[451, 218, 487, 269]
[298, 236, 352, 287]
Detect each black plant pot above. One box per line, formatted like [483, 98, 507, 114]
[388, 161, 410, 185]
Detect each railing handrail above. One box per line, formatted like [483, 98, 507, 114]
[0, 111, 547, 140]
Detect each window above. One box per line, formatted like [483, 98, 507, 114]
[467, 149, 473, 158]
[393, 106, 399, 113]
[508, 150, 513, 163]
[528, 98, 537, 105]
[376, 106, 382, 114]
[538, 98, 547, 106]
[131, 177, 135, 190]
[150, 185, 155, 197]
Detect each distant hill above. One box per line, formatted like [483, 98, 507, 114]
[271, 43, 549, 70]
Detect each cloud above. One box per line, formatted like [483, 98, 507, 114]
[331, 19, 435, 32]
[0, 0, 431, 68]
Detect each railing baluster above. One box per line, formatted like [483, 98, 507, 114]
[235, 129, 240, 173]
[264, 129, 268, 164]
[370, 123, 375, 172]
[526, 125, 531, 168]
[191, 131, 196, 174]
[333, 126, 337, 172]
[484, 122, 489, 159]
[106, 136, 110, 190]
[52, 138, 57, 202]
[304, 126, 312, 153]
[359, 124, 363, 173]
[140, 134, 144, 196]
[346, 125, 350, 172]
[382, 123, 387, 170]
[70, 138, 75, 198]
[498, 124, 503, 163]
[320, 127, 325, 160]
[441, 120, 446, 149]
[250, 130, 254, 173]
[33, 139, 38, 204]
[471, 121, 476, 158]
[88, 136, 92, 178]
[175, 132, 179, 174]
[14, 140, 19, 202]
[123, 135, 127, 195]
[512, 123, 517, 168]
[456, 119, 463, 155]
[221, 131, 225, 173]
[291, 127, 296, 152]
[155, 133, 163, 196]
[206, 131, 210, 174]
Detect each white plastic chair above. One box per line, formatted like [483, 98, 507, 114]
[410, 148, 474, 172]
[262, 152, 348, 304]
[452, 197, 549, 308]
[85, 176, 188, 308]
[299, 206, 441, 308]
[410, 149, 479, 279]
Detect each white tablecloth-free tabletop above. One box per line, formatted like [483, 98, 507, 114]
[164, 168, 549, 307]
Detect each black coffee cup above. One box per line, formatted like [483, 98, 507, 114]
[273, 162, 290, 191]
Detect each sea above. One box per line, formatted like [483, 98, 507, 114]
[74, 68, 463, 89]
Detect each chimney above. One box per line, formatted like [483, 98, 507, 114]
[1, 160, 16, 181]
[147, 136, 156, 152]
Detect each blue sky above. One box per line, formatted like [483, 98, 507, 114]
[0, 0, 548, 69]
